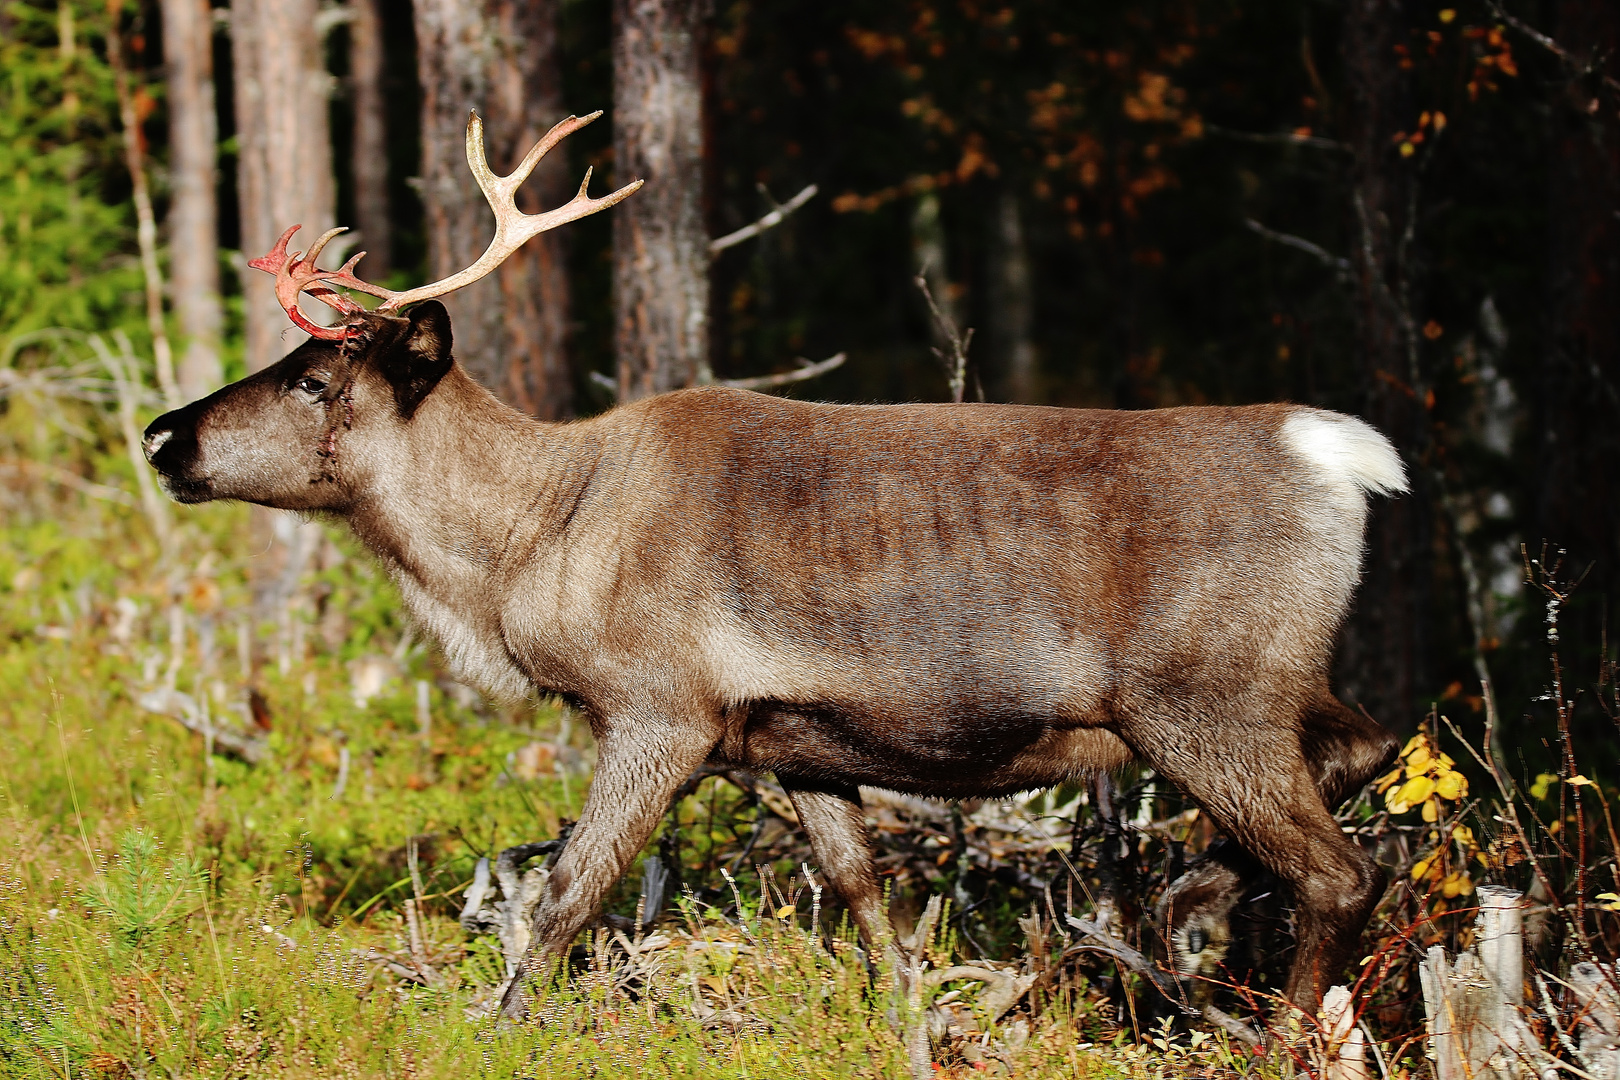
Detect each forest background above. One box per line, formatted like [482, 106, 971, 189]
[8, 0, 1619, 737]
[1, 0, 1618, 1076]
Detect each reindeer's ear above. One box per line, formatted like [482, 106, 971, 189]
[377, 301, 454, 419]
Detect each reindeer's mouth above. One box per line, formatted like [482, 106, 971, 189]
[143, 418, 213, 503]
[154, 471, 214, 504]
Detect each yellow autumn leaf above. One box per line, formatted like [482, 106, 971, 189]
[1438, 752, 1456, 769]
[1396, 775, 1436, 807]
[1596, 893, 1620, 912]
[1567, 775, 1595, 788]
[1401, 734, 1428, 757]
[1404, 745, 1433, 775]
[1436, 771, 1467, 800]
[1422, 798, 1440, 822]
[1375, 767, 1404, 794]
[1411, 857, 1432, 881]
[775, 905, 796, 920]
[1531, 773, 1558, 800]
[1451, 825, 1474, 848]
[1441, 872, 1474, 898]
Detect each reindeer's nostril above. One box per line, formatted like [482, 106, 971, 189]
[143, 429, 173, 462]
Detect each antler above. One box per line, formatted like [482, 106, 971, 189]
[248, 110, 642, 341]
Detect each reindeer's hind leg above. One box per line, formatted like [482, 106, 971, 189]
[1300, 693, 1399, 809]
[1159, 689, 1397, 986]
[1130, 695, 1386, 1010]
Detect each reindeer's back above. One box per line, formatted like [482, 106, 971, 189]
[594, 387, 1385, 711]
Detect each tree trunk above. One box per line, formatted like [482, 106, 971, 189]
[1335, 0, 1432, 727]
[990, 188, 1037, 403]
[349, 0, 391, 281]
[1533, 0, 1620, 615]
[230, 0, 335, 663]
[162, 0, 223, 400]
[414, 0, 574, 419]
[613, 0, 709, 401]
[230, 0, 335, 372]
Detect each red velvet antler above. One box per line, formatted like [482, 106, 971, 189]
[248, 111, 641, 341]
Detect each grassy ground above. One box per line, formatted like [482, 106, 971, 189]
[2, 368, 1617, 1079]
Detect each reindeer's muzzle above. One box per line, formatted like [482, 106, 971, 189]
[143, 404, 212, 503]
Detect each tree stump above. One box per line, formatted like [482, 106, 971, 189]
[1419, 886, 1533, 1080]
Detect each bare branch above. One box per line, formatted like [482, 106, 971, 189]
[710, 184, 819, 254]
[719, 352, 846, 391]
[1484, 0, 1620, 95]
[1206, 124, 1348, 153]
[1246, 218, 1353, 280]
[914, 273, 977, 404]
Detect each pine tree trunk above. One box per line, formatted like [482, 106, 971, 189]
[1335, 0, 1433, 726]
[230, 0, 335, 372]
[349, 0, 391, 281]
[1533, 0, 1620, 609]
[162, 0, 222, 400]
[414, 0, 573, 419]
[229, 0, 335, 660]
[613, 0, 709, 401]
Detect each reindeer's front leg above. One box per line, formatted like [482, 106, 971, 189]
[500, 704, 721, 1018]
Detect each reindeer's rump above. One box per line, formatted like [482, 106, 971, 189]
[622, 388, 1369, 724]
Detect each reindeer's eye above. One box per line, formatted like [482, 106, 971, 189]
[295, 376, 328, 396]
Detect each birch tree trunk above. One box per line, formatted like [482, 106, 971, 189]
[161, 0, 223, 399]
[349, 0, 391, 281]
[230, 0, 335, 372]
[613, 0, 709, 400]
[415, 0, 574, 419]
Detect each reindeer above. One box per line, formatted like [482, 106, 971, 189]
[143, 108, 1405, 1018]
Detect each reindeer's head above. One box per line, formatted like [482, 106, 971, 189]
[143, 305, 455, 510]
[143, 109, 640, 511]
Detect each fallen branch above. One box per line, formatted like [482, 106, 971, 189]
[135, 686, 267, 764]
[925, 964, 1039, 1021]
[1064, 914, 1261, 1046]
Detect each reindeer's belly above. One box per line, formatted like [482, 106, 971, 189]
[721, 700, 1133, 798]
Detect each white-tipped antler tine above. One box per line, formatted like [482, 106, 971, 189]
[504, 111, 603, 193]
[463, 111, 501, 207]
[379, 112, 642, 311]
